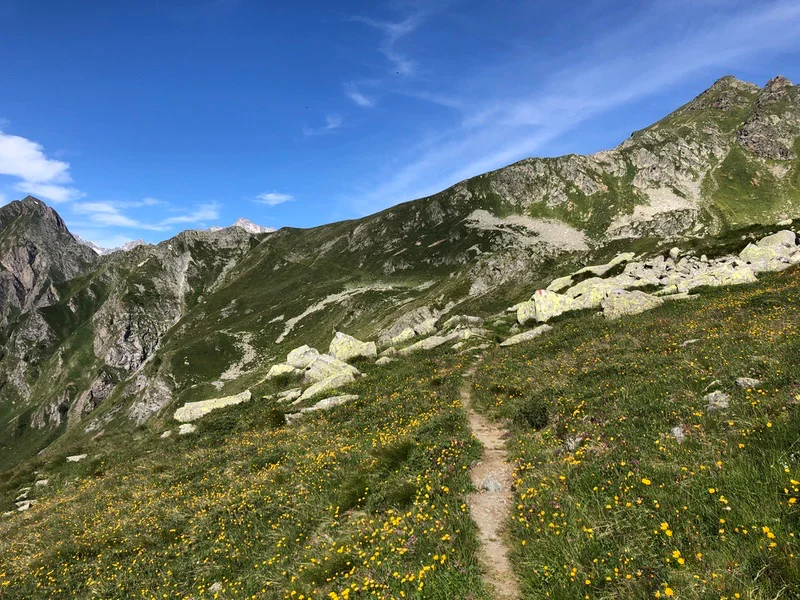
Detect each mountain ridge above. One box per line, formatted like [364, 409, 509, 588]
[0, 73, 798, 471]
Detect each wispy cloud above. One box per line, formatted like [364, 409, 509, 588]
[254, 191, 294, 206]
[303, 114, 343, 136]
[0, 129, 83, 203]
[345, 83, 375, 108]
[72, 199, 220, 231]
[352, 12, 425, 76]
[347, 0, 800, 215]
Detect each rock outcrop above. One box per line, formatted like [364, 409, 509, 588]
[328, 332, 377, 362]
[173, 390, 252, 423]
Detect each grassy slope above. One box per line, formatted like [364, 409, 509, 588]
[473, 267, 800, 599]
[0, 351, 488, 600]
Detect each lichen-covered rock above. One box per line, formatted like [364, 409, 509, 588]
[500, 324, 553, 347]
[546, 275, 574, 292]
[564, 278, 622, 310]
[276, 388, 302, 403]
[441, 315, 484, 330]
[173, 390, 252, 423]
[736, 377, 762, 389]
[178, 423, 197, 435]
[328, 332, 377, 362]
[286, 394, 359, 423]
[286, 345, 320, 369]
[704, 390, 730, 412]
[601, 290, 664, 320]
[518, 289, 576, 324]
[266, 363, 301, 380]
[391, 327, 417, 346]
[304, 354, 360, 384]
[299, 372, 357, 401]
[413, 318, 439, 337]
[677, 264, 757, 292]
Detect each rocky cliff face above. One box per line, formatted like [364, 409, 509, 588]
[1, 75, 799, 471]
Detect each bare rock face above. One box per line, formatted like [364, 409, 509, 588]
[737, 76, 800, 160]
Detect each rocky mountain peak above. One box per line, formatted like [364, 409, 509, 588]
[765, 75, 793, 92]
[232, 218, 274, 234]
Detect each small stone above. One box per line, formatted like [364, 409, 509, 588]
[208, 582, 223, 594]
[34, 479, 49, 487]
[704, 390, 730, 412]
[66, 454, 87, 463]
[670, 426, 686, 443]
[178, 423, 197, 435]
[736, 377, 762, 389]
[500, 324, 553, 347]
[376, 356, 396, 365]
[681, 338, 701, 347]
[481, 478, 503, 493]
[160, 430, 173, 439]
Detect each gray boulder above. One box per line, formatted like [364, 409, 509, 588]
[328, 332, 377, 362]
[174, 390, 252, 423]
[286, 345, 320, 369]
[704, 390, 730, 412]
[518, 289, 576, 324]
[304, 354, 360, 384]
[500, 324, 553, 347]
[601, 290, 664, 320]
[299, 372, 357, 401]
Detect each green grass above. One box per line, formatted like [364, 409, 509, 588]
[473, 267, 800, 600]
[0, 351, 489, 600]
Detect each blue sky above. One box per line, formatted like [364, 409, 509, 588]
[1, 0, 799, 248]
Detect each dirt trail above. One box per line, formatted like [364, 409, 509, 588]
[462, 360, 521, 600]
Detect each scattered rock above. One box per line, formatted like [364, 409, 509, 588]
[178, 423, 197, 435]
[601, 290, 663, 319]
[736, 377, 762, 389]
[304, 354, 360, 384]
[208, 582, 223, 594]
[391, 327, 417, 346]
[681, 338, 701, 347]
[442, 315, 484, 330]
[276, 388, 302, 403]
[378, 346, 397, 358]
[669, 247, 681, 260]
[670, 426, 686, 443]
[66, 454, 87, 463]
[574, 252, 636, 277]
[704, 390, 730, 412]
[299, 371, 357, 401]
[160, 430, 172, 439]
[174, 390, 252, 423]
[413, 318, 439, 337]
[329, 331, 377, 362]
[265, 363, 301, 380]
[518, 289, 576, 324]
[16, 500, 37, 512]
[563, 435, 585, 452]
[286, 345, 320, 369]
[376, 356, 396, 366]
[500, 324, 553, 347]
[34, 479, 48, 487]
[286, 394, 359, 423]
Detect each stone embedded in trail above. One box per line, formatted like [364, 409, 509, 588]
[500, 324, 553, 347]
[304, 354, 360, 384]
[704, 390, 730, 412]
[518, 289, 576, 324]
[266, 363, 301, 380]
[66, 454, 87, 463]
[178, 423, 197, 435]
[286, 345, 320, 369]
[481, 478, 503, 493]
[299, 371, 357, 401]
[736, 377, 762, 389]
[173, 390, 252, 423]
[601, 290, 664, 320]
[328, 331, 377, 362]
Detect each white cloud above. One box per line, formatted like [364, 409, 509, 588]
[255, 192, 294, 206]
[0, 129, 82, 203]
[347, 0, 800, 215]
[345, 84, 375, 108]
[72, 200, 219, 231]
[0, 191, 6, 204]
[14, 181, 85, 203]
[352, 12, 425, 76]
[303, 114, 343, 136]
